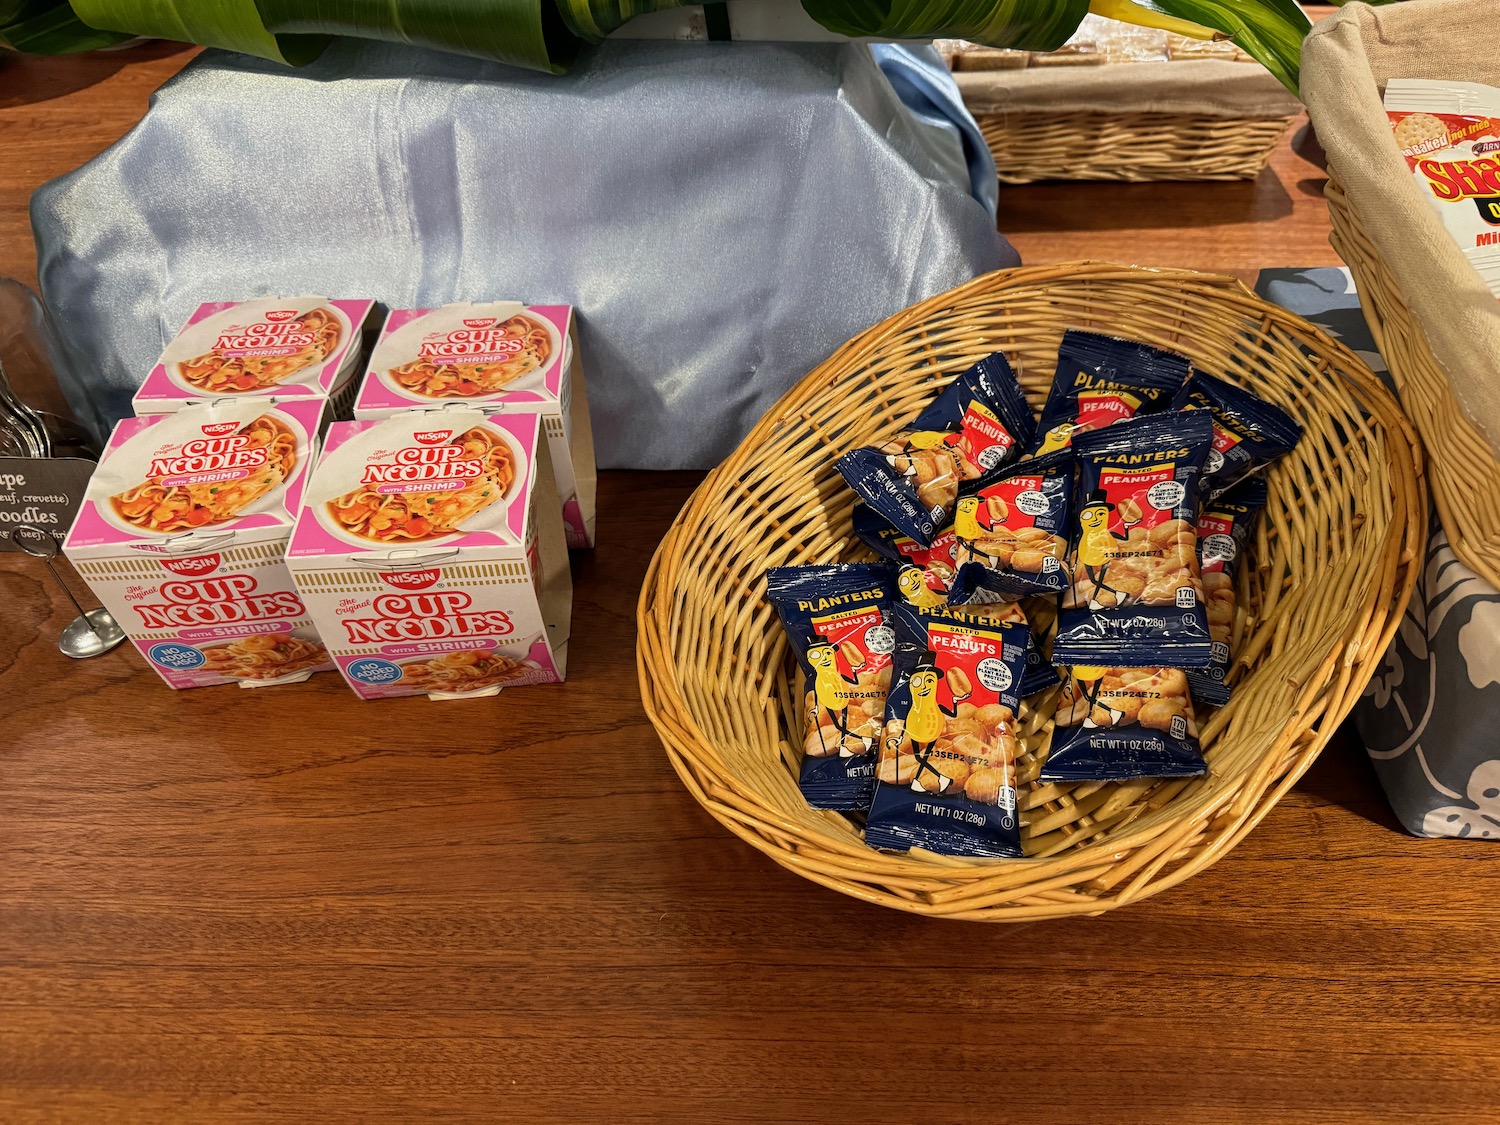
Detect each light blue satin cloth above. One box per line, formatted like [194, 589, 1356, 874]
[32, 39, 1013, 468]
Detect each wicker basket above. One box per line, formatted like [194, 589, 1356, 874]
[1326, 173, 1500, 589]
[977, 111, 1297, 184]
[637, 262, 1423, 920]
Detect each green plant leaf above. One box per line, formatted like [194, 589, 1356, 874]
[256, 0, 578, 71]
[800, 0, 1090, 51]
[0, 0, 130, 52]
[1145, 0, 1310, 92]
[67, 0, 326, 63]
[555, 0, 686, 42]
[67, 0, 580, 71]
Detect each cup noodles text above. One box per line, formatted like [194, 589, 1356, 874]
[133, 296, 375, 415]
[353, 302, 597, 549]
[286, 409, 572, 700]
[1385, 79, 1500, 297]
[63, 399, 334, 690]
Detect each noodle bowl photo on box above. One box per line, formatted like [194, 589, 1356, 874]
[306, 415, 528, 548]
[133, 296, 374, 415]
[286, 409, 572, 701]
[62, 398, 336, 690]
[354, 302, 598, 550]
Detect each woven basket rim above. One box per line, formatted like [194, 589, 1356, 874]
[1326, 171, 1500, 589]
[637, 261, 1424, 920]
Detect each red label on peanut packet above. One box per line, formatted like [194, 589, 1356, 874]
[892, 529, 960, 593]
[811, 606, 893, 681]
[928, 622, 1014, 712]
[1098, 465, 1178, 536]
[945, 401, 1017, 472]
[974, 474, 1047, 533]
[1074, 389, 1143, 432]
[1197, 512, 1236, 574]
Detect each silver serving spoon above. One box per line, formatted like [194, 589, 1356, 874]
[10, 523, 125, 658]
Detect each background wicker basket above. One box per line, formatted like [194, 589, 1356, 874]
[976, 111, 1296, 185]
[1326, 173, 1500, 589]
[637, 262, 1423, 920]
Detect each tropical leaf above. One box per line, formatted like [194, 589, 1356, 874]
[0, 0, 129, 52]
[556, 0, 686, 42]
[256, 0, 577, 71]
[52, 0, 1332, 89]
[67, 0, 326, 63]
[1145, 0, 1310, 92]
[802, 0, 1090, 52]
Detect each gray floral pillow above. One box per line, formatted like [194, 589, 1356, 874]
[1356, 528, 1500, 838]
[1257, 266, 1500, 839]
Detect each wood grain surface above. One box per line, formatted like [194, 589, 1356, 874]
[2, 41, 1497, 1125]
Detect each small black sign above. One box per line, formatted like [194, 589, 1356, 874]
[0, 456, 95, 551]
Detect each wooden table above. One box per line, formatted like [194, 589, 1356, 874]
[3, 46, 1497, 1124]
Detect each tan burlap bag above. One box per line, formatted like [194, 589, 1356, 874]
[1304, 0, 1500, 484]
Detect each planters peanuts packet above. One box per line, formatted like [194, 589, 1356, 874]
[1171, 372, 1302, 499]
[1054, 411, 1215, 669]
[947, 449, 1074, 601]
[852, 502, 962, 604]
[765, 563, 898, 810]
[865, 603, 1030, 858]
[1042, 666, 1207, 782]
[853, 505, 1061, 697]
[836, 352, 1035, 547]
[1189, 477, 1268, 707]
[1030, 330, 1190, 455]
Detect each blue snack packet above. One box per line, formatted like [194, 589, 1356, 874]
[947, 449, 1075, 601]
[865, 602, 1031, 858]
[1189, 477, 1269, 707]
[1030, 330, 1190, 455]
[853, 503, 1061, 697]
[852, 502, 962, 605]
[1041, 666, 1207, 782]
[1053, 410, 1215, 669]
[836, 352, 1036, 547]
[1171, 371, 1302, 499]
[766, 563, 898, 811]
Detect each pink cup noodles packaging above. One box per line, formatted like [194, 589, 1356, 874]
[353, 302, 597, 549]
[1029, 329, 1190, 455]
[132, 297, 375, 417]
[62, 398, 335, 690]
[1385, 79, 1500, 295]
[285, 409, 572, 701]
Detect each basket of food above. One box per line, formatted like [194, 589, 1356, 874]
[637, 261, 1422, 920]
[1306, 0, 1500, 588]
[946, 20, 1302, 184]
